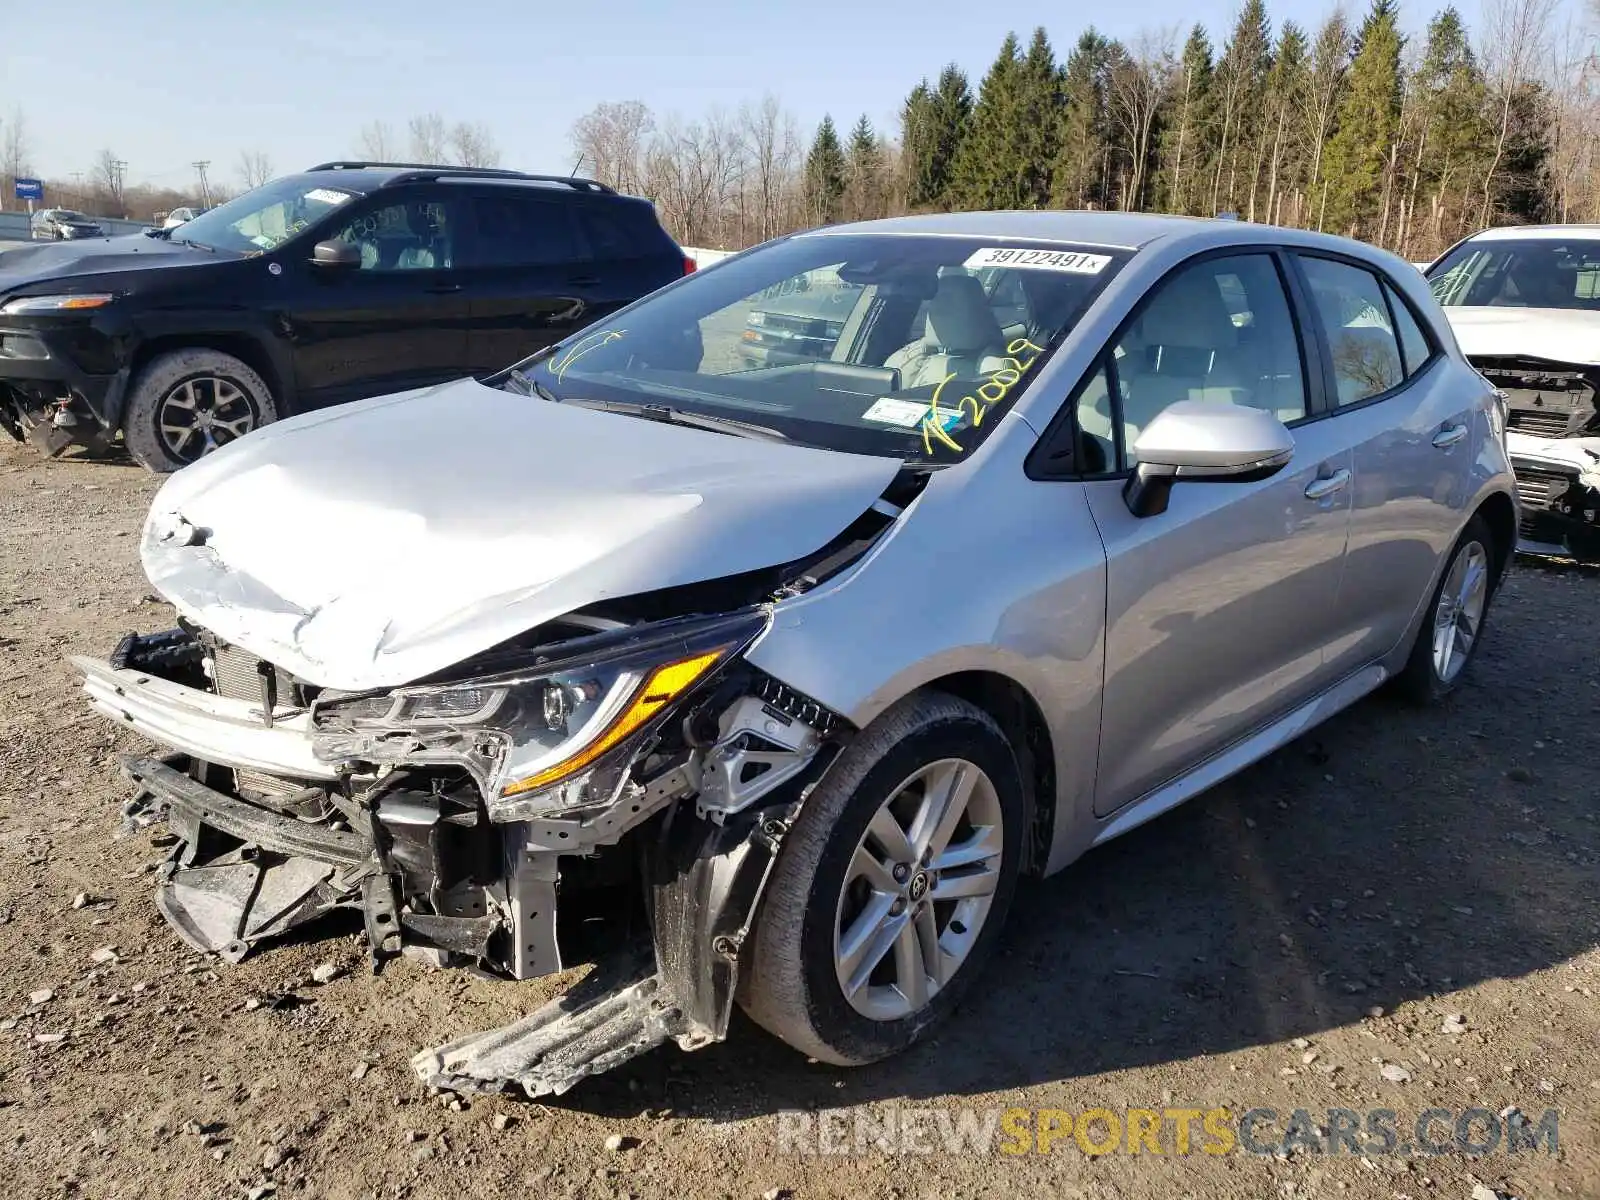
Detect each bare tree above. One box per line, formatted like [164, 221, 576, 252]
[92, 148, 125, 213]
[1478, 0, 1558, 224]
[570, 101, 656, 192]
[739, 95, 801, 242]
[2, 106, 33, 207]
[237, 150, 274, 190]
[449, 121, 502, 168]
[408, 113, 449, 164]
[357, 120, 397, 161]
[1108, 31, 1176, 212]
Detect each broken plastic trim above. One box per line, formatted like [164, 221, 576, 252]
[411, 769, 829, 1098]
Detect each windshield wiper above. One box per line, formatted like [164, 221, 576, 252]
[173, 237, 216, 253]
[506, 368, 561, 404]
[564, 397, 787, 441]
[143, 226, 172, 239]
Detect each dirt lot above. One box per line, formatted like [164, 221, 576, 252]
[0, 437, 1596, 1200]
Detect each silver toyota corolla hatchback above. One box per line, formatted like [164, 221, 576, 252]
[73, 212, 1518, 1096]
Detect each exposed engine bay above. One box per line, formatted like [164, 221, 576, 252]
[1472, 355, 1600, 561]
[73, 472, 926, 1096]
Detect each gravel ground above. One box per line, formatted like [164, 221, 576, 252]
[0, 437, 1596, 1200]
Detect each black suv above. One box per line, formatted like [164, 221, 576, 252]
[0, 162, 692, 470]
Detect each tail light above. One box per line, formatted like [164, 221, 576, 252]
[683, 255, 697, 275]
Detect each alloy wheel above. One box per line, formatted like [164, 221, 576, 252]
[833, 758, 1004, 1022]
[156, 375, 260, 463]
[1431, 539, 1489, 684]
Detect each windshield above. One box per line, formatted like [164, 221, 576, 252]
[166, 175, 357, 254]
[497, 233, 1128, 461]
[1427, 238, 1600, 311]
[57, 211, 90, 222]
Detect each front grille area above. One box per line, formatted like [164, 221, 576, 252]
[1508, 408, 1576, 438]
[1513, 465, 1571, 514]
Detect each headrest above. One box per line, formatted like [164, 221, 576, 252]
[923, 274, 1005, 354]
[1133, 269, 1238, 351]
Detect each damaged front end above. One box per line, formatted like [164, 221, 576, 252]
[76, 608, 848, 1096]
[1473, 355, 1600, 561]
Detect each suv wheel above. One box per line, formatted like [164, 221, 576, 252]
[122, 349, 277, 472]
[740, 691, 1025, 1066]
[1396, 514, 1498, 704]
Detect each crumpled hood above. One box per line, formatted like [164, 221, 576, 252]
[141, 378, 902, 691]
[1441, 305, 1600, 367]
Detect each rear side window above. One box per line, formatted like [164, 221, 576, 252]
[468, 194, 581, 267]
[576, 202, 670, 259]
[1384, 282, 1434, 377]
[1298, 256, 1404, 406]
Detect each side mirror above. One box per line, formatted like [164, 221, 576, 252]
[1123, 401, 1294, 518]
[311, 239, 361, 269]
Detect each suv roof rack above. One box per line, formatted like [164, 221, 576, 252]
[304, 161, 615, 193]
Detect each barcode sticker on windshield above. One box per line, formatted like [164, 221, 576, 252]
[862, 397, 931, 427]
[963, 247, 1112, 274]
[303, 188, 354, 206]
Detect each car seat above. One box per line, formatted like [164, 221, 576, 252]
[885, 274, 1010, 389]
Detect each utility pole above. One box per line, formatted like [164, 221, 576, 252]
[193, 160, 211, 208]
[112, 159, 128, 210]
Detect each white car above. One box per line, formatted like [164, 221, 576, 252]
[1426, 225, 1600, 560]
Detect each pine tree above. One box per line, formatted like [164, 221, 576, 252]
[804, 116, 847, 225]
[901, 64, 973, 210]
[1016, 28, 1062, 206]
[1051, 30, 1114, 208]
[951, 33, 1027, 208]
[1323, 0, 1403, 235]
[1157, 26, 1216, 214]
[1406, 7, 1487, 250]
[845, 115, 885, 221]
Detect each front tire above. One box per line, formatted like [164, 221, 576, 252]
[1395, 514, 1498, 704]
[121, 349, 277, 473]
[740, 691, 1025, 1066]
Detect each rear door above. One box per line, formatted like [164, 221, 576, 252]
[458, 187, 601, 373]
[1079, 250, 1357, 816]
[281, 188, 471, 408]
[1290, 252, 1475, 675]
[569, 198, 685, 309]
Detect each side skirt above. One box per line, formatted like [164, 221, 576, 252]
[1090, 663, 1388, 849]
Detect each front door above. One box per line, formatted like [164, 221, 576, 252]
[281, 189, 471, 408]
[1079, 251, 1356, 816]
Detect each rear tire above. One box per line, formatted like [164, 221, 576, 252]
[122, 349, 277, 473]
[1395, 514, 1498, 704]
[739, 691, 1025, 1067]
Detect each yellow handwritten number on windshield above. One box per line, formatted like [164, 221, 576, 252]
[918, 337, 1045, 454]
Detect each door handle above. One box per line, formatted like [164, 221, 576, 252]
[1432, 423, 1468, 448]
[426, 282, 462, 294]
[566, 275, 601, 287]
[1304, 468, 1351, 500]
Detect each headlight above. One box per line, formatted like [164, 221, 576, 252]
[312, 610, 768, 821]
[0, 293, 115, 315]
[746, 311, 766, 326]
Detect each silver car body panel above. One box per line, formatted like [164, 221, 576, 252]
[138, 378, 901, 691]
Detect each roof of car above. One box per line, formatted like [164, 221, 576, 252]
[300, 162, 616, 196]
[800, 210, 1228, 251]
[1465, 223, 1600, 242]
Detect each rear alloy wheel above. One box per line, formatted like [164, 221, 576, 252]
[122, 349, 277, 472]
[1396, 513, 1498, 703]
[741, 691, 1024, 1066]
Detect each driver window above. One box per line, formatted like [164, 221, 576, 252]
[332, 200, 456, 272]
[1106, 253, 1308, 468]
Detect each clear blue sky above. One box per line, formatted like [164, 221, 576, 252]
[2, 0, 1531, 190]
